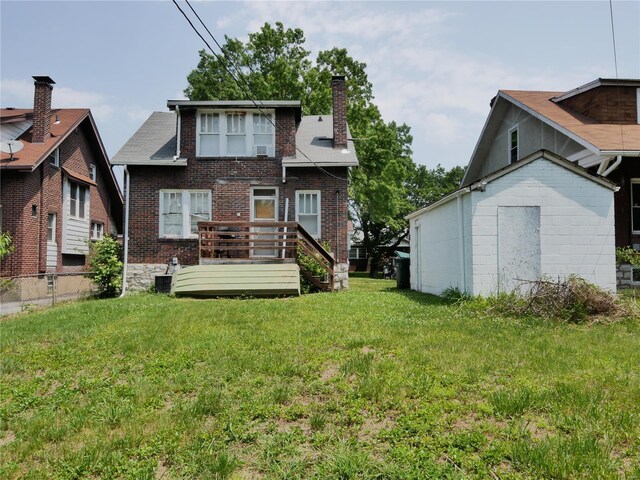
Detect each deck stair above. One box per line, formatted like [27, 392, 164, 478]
[172, 263, 300, 297]
[196, 221, 335, 294]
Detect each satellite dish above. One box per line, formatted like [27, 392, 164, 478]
[0, 140, 24, 160]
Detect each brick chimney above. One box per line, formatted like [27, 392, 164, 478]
[32, 76, 55, 143]
[332, 75, 348, 149]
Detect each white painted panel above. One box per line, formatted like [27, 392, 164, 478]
[46, 242, 57, 269]
[497, 206, 541, 293]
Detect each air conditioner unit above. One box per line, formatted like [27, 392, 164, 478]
[255, 145, 269, 157]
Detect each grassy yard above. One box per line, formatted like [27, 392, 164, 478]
[1, 278, 639, 479]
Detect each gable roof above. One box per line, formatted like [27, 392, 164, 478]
[111, 112, 183, 166]
[0, 107, 123, 216]
[408, 150, 617, 220]
[0, 109, 90, 170]
[501, 89, 640, 152]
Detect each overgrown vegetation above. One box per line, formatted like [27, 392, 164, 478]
[87, 235, 123, 298]
[485, 276, 636, 323]
[616, 245, 640, 266]
[297, 241, 331, 293]
[1, 278, 638, 478]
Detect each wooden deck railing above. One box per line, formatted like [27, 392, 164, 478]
[197, 221, 335, 291]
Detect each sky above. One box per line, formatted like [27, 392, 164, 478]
[1, 0, 639, 172]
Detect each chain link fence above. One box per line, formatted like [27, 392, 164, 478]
[0, 272, 96, 316]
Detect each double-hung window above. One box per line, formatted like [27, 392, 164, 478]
[253, 113, 274, 156]
[199, 113, 220, 156]
[47, 213, 56, 242]
[197, 110, 274, 157]
[296, 190, 321, 238]
[226, 112, 246, 155]
[508, 126, 519, 164]
[632, 180, 640, 234]
[69, 181, 86, 219]
[91, 222, 104, 240]
[159, 190, 211, 239]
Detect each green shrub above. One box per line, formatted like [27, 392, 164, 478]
[616, 246, 640, 266]
[0, 231, 14, 261]
[297, 241, 332, 294]
[441, 286, 471, 303]
[87, 236, 123, 298]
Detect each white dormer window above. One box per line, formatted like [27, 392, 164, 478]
[508, 126, 519, 164]
[49, 148, 60, 167]
[196, 110, 274, 158]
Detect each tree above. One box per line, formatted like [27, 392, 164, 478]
[184, 22, 465, 276]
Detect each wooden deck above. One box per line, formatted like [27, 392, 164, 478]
[172, 264, 300, 297]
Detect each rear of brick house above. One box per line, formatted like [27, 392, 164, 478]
[1, 77, 123, 283]
[112, 76, 358, 291]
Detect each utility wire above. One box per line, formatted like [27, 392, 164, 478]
[608, 0, 625, 151]
[172, 0, 350, 182]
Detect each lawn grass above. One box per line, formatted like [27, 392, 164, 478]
[1, 278, 639, 479]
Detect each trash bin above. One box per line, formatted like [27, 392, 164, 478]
[155, 275, 173, 294]
[395, 256, 410, 289]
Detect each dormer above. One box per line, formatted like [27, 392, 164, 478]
[167, 100, 301, 159]
[552, 78, 640, 125]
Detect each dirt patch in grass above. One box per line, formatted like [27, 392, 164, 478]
[154, 459, 168, 479]
[358, 412, 396, 442]
[361, 346, 375, 354]
[320, 364, 338, 382]
[525, 419, 555, 440]
[0, 430, 15, 447]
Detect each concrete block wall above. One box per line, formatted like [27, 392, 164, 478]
[470, 157, 616, 295]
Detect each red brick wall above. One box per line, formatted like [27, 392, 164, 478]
[1, 121, 117, 277]
[608, 157, 640, 248]
[128, 108, 351, 266]
[559, 86, 638, 124]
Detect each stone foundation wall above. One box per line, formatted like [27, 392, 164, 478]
[333, 262, 349, 291]
[126, 264, 170, 292]
[617, 264, 640, 289]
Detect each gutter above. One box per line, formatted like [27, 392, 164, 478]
[119, 166, 130, 298]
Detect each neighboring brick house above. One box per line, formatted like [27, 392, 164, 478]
[112, 76, 358, 291]
[407, 77, 640, 295]
[0, 76, 123, 279]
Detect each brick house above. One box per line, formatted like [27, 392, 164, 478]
[1, 76, 123, 282]
[407, 78, 640, 295]
[112, 76, 358, 292]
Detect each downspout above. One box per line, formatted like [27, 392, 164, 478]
[336, 190, 340, 262]
[457, 194, 466, 293]
[38, 163, 44, 273]
[119, 166, 130, 298]
[174, 105, 181, 160]
[601, 155, 622, 178]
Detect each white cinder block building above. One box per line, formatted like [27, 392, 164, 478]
[406, 150, 618, 296]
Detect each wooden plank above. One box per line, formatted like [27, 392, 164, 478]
[172, 264, 300, 297]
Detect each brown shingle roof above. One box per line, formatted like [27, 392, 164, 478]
[501, 90, 640, 152]
[0, 109, 89, 170]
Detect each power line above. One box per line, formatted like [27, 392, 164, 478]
[608, 0, 625, 151]
[172, 0, 350, 182]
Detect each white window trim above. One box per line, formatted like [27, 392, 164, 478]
[89, 164, 97, 181]
[632, 179, 640, 234]
[508, 125, 519, 164]
[90, 222, 104, 241]
[159, 189, 211, 239]
[295, 190, 321, 238]
[47, 213, 57, 243]
[49, 148, 60, 168]
[69, 181, 87, 219]
[196, 109, 275, 158]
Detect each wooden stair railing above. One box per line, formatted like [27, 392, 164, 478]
[197, 221, 335, 292]
[296, 223, 335, 292]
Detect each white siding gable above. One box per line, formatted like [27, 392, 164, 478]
[62, 177, 90, 255]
